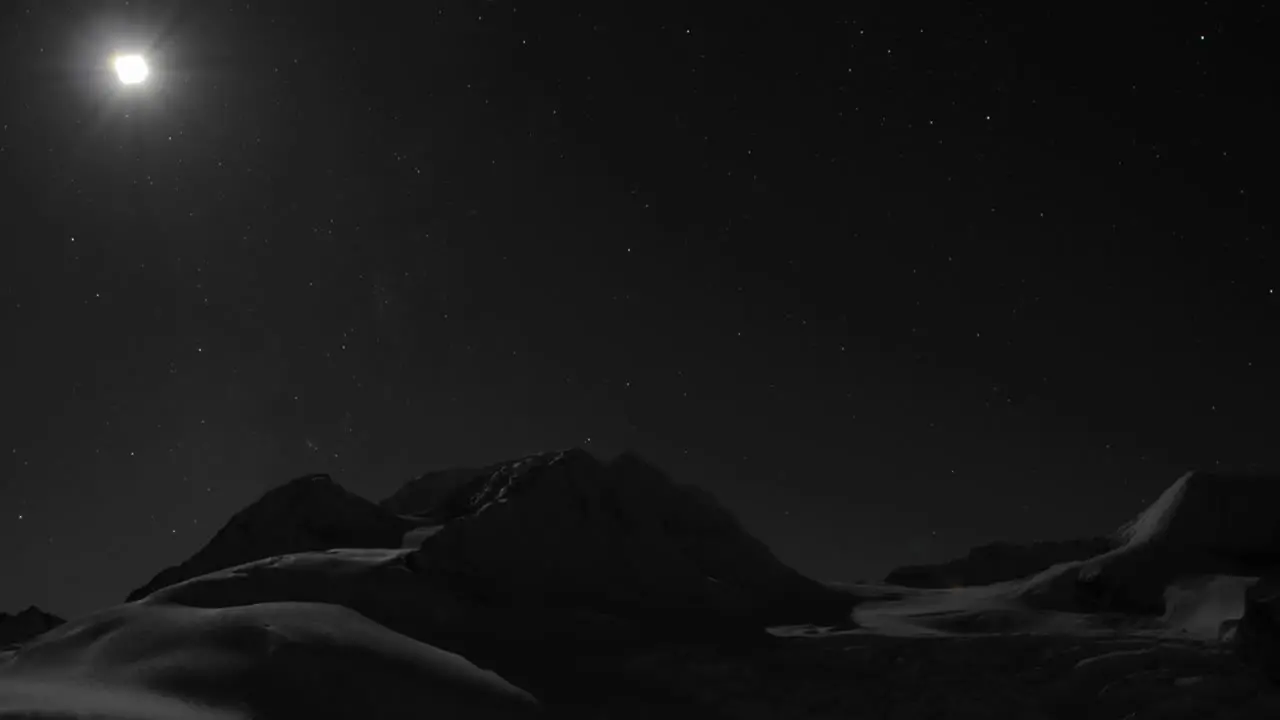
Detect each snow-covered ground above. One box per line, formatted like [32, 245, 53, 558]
[0, 600, 537, 720]
[776, 574, 1258, 643]
[5, 459, 1278, 718]
[1, 575, 1276, 718]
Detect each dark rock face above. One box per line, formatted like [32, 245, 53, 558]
[381, 463, 513, 519]
[125, 474, 422, 602]
[1019, 470, 1280, 616]
[1235, 576, 1280, 680]
[127, 450, 851, 644]
[885, 537, 1119, 588]
[403, 449, 856, 630]
[113, 446, 855, 709]
[0, 606, 65, 648]
[1112, 470, 1280, 555]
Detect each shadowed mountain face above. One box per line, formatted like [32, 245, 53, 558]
[93, 449, 856, 709]
[0, 607, 64, 649]
[401, 449, 857, 628]
[125, 474, 422, 603]
[1018, 471, 1280, 616]
[884, 537, 1121, 588]
[877, 471, 1280, 620]
[381, 463, 516, 520]
[1113, 471, 1280, 554]
[125, 449, 854, 632]
[1238, 576, 1280, 682]
[11, 463, 1280, 718]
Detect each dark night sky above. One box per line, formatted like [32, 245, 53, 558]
[1, 1, 1275, 621]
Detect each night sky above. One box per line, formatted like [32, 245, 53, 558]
[1, 1, 1275, 621]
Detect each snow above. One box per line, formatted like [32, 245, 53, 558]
[0, 599, 537, 719]
[1116, 470, 1280, 552]
[1160, 575, 1260, 641]
[798, 575, 1258, 643]
[7, 460, 1280, 718]
[0, 675, 247, 720]
[3, 559, 1279, 718]
[1116, 470, 1196, 547]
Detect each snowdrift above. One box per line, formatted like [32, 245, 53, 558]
[0, 600, 537, 719]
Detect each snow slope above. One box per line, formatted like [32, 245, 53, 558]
[0, 599, 537, 720]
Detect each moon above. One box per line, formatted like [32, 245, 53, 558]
[112, 54, 150, 85]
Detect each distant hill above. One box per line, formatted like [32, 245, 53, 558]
[0, 606, 64, 649]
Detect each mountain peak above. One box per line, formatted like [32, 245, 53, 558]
[404, 446, 854, 627]
[124, 473, 419, 602]
[0, 605, 64, 648]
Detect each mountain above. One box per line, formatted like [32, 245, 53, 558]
[1237, 575, 1280, 682]
[884, 537, 1120, 588]
[381, 462, 514, 518]
[120, 448, 855, 646]
[1019, 470, 1280, 615]
[397, 448, 856, 628]
[125, 474, 424, 602]
[129, 448, 854, 630]
[8, 463, 1280, 718]
[102, 448, 856, 710]
[0, 606, 64, 649]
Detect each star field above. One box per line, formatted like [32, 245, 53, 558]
[0, 1, 1276, 620]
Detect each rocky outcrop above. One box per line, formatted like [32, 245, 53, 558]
[402, 448, 856, 629]
[125, 474, 423, 602]
[1160, 575, 1258, 641]
[885, 537, 1119, 588]
[1235, 576, 1280, 680]
[381, 463, 512, 518]
[0, 606, 64, 648]
[1019, 470, 1280, 616]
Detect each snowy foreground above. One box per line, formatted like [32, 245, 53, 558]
[767, 576, 1278, 718]
[1, 572, 1274, 719]
[2, 454, 1279, 718]
[0, 599, 535, 720]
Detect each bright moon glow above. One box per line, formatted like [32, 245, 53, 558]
[113, 54, 149, 85]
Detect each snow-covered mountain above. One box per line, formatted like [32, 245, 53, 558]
[124, 473, 426, 603]
[6, 457, 1280, 718]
